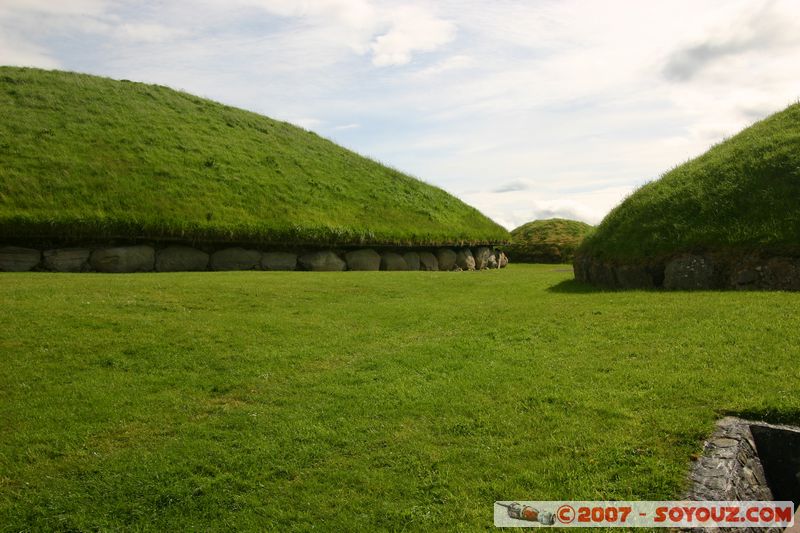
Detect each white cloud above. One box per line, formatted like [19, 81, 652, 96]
[240, 0, 455, 66]
[244, 0, 376, 26]
[413, 54, 473, 77]
[0, 0, 189, 61]
[663, 1, 799, 81]
[0, 33, 59, 68]
[241, 0, 378, 54]
[0, 0, 113, 36]
[369, 5, 455, 66]
[291, 117, 323, 130]
[493, 180, 530, 193]
[463, 186, 631, 230]
[116, 23, 189, 43]
[0, 0, 108, 17]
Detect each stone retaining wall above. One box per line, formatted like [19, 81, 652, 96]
[574, 251, 800, 290]
[0, 245, 509, 273]
[685, 417, 774, 504]
[683, 417, 800, 533]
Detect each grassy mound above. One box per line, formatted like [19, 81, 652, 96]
[507, 218, 592, 263]
[580, 103, 800, 262]
[0, 67, 508, 246]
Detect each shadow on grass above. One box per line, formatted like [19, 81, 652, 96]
[721, 407, 800, 426]
[547, 279, 667, 294]
[546, 279, 608, 293]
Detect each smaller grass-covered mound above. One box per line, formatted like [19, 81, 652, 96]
[576, 102, 800, 290]
[507, 218, 592, 263]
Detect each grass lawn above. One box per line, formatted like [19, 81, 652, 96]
[1, 265, 799, 530]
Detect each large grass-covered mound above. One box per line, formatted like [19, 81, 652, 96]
[507, 218, 592, 263]
[0, 67, 508, 246]
[580, 103, 800, 261]
[576, 103, 800, 289]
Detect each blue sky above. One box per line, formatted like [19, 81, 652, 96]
[2, 0, 799, 228]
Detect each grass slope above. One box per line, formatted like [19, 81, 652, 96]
[507, 218, 593, 263]
[580, 102, 800, 261]
[0, 67, 508, 246]
[2, 266, 799, 530]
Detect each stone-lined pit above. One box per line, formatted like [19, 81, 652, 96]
[684, 417, 800, 533]
[750, 424, 800, 506]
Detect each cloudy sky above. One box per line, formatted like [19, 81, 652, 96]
[2, 0, 799, 228]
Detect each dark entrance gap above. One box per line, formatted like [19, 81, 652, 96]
[750, 424, 800, 507]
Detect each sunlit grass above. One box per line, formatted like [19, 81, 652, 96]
[2, 265, 799, 530]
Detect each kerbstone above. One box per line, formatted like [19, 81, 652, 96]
[456, 248, 476, 271]
[473, 247, 492, 270]
[436, 248, 457, 271]
[298, 250, 346, 271]
[402, 252, 421, 271]
[344, 249, 380, 271]
[589, 260, 615, 287]
[0, 246, 41, 272]
[498, 252, 509, 268]
[261, 252, 297, 271]
[419, 252, 439, 271]
[210, 248, 261, 271]
[156, 246, 209, 272]
[614, 264, 654, 289]
[761, 257, 800, 291]
[381, 252, 408, 271]
[664, 254, 713, 290]
[44, 248, 90, 272]
[91, 246, 154, 273]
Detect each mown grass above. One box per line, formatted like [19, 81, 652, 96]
[1, 265, 799, 530]
[0, 67, 508, 246]
[580, 102, 800, 261]
[507, 218, 593, 263]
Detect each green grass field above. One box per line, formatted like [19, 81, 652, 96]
[2, 265, 799, 530]
[0, 67, 507, 246]
[580, 102, 800, 261]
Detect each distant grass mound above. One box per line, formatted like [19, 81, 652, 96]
[507, 218, 592, 263]
[0, 67, 508, 246]
[580, 103, 800, 262]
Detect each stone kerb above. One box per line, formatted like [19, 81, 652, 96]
[0, 244, 511, 273]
